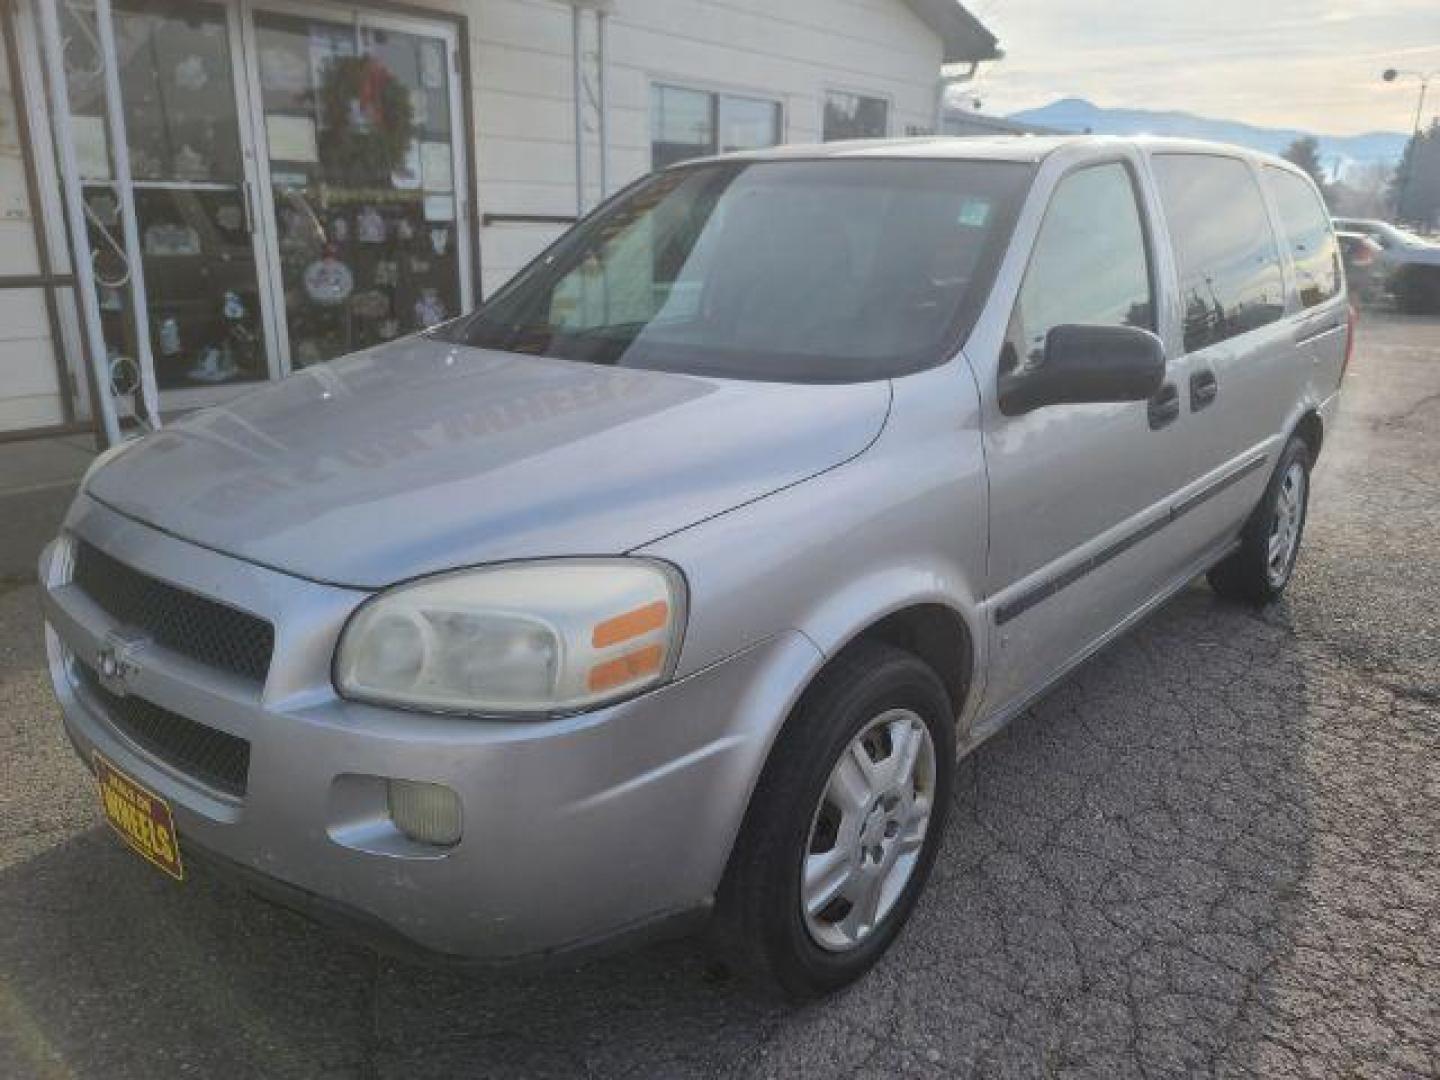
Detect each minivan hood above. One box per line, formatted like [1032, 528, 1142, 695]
[87, 338, 891, 588]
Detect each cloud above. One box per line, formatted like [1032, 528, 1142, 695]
[973, 0, 1440, 135]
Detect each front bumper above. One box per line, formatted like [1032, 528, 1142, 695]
[40, 496, 821, 961]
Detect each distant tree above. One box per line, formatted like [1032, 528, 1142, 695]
[1390, 120, 1440, 230]
[1330, 161, 1397, 219]
[1282, 137, 1332, 202]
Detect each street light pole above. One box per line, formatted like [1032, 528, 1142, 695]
[1383, 68, 1437, 222]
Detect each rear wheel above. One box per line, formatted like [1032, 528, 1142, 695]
[714, 641, 955, 998]
[1393, 265, 1440, 315]
[1208, 435, 1311, 605]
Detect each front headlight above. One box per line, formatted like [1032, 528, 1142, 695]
[334, 559, 686, 716]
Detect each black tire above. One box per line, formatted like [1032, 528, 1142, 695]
[1208, 435, 1312, 605]
[1393, 266, 1440, 315]
[712, 640, 955, 998]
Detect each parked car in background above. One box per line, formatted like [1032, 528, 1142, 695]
[40, 137, 1349, 998]
[1332, 217, 1440, 313]
[1336, 230, 1387, 305]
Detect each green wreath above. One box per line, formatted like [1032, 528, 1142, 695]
[317, 56, 415, 183]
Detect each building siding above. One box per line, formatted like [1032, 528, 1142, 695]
[3, 0, 956, 432]
[0, 24, 66, 434]
[462, 0, 945, 296]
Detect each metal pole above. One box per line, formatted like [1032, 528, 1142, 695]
[36, 0, 121, 447]
[596, 9, 609, 199]
[572, 4, 586, 216]
[92, 0, 161, 430]
[1396, 77, 1431, 223]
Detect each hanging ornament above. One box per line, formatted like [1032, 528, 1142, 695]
[222, 290, 247, 321]
[356, 205, 386, 243]
[303, 250, 355, 306]
[189, 343, 237, 384]
[373, 259, 399, 287]
[174, 55, 209, 91]
[414, 287, 445, 328]
[158, 316, 182, 357]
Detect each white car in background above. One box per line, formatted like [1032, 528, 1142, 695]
[1332, 217, 1440, 312]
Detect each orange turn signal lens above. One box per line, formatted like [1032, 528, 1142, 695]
[587, 644, 664, 692]
[592, 600, 669, 648]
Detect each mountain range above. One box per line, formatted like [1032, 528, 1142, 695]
[1007, 98, 1407, 175]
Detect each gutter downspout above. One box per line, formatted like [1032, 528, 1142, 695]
[596, 8, 609, 200]
[571, 3, 585, 216]
[935, 60, 980, 135]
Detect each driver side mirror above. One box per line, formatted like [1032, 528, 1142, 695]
[999, 323, 1166, 416]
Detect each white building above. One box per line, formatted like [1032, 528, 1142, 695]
[0, 0, 997, 443]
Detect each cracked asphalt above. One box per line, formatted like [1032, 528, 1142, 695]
[1, 314, 1436, 1079]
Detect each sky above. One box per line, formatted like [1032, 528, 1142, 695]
[966, 0, 1440, 136]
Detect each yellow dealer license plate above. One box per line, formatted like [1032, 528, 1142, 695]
[94, 751, 184, 881]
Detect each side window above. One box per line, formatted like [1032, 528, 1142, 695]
[1265, 167, 1341, 308]
[1152, 154, 1286, 352]
[1002, 162, 1153, 378]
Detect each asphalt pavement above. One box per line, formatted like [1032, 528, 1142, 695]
[0, 314, 1436, 1079]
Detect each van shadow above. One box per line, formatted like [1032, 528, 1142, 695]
[0, 583, 1315, 1078]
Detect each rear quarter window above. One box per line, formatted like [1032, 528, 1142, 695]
[1152, 153, 1287, 353]
[1265, 166, 1342, 308]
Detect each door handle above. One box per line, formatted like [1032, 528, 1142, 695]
[1190, 369, 1218, 411]
[1148, 382, 1180, 430]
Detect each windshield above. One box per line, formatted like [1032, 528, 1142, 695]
[441, 158, 1033, 382]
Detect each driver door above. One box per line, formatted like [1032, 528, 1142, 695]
[980, 159, 1194, 713]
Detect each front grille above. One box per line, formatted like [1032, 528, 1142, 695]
[71, 540, 274, 684]
[76, 665, 251, 798]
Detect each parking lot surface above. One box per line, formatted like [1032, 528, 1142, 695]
[1, 315, 1436, 1079]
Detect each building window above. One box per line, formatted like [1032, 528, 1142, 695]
[823, 90, 889, 141]
[650, 84, 781, 169]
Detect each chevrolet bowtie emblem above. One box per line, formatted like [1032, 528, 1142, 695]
[96, 629, 150, 696]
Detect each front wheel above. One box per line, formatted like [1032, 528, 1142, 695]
[714, 641, 955, 998]
[1208, 435, 1312, 605]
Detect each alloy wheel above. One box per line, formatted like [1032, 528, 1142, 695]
[1267, 461, 1307, 587]
[801, 708, 937, 952]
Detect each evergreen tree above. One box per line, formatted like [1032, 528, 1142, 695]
[1390, 120, 1440, 229]
[1282, 137, 1331, 202]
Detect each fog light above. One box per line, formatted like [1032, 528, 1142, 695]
[387, 780, 462, 847]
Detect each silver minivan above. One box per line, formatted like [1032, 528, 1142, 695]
[40, 137, 1349, 996]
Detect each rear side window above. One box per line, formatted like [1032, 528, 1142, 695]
[1002, 162, 1153, 378]
[1265, 166, 1341, 308]
[1152, 154, 1286, 353]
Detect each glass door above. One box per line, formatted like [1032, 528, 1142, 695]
[64, 0, 279, 402]
[244, 2, 472, 370]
